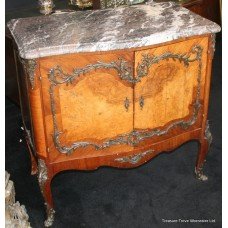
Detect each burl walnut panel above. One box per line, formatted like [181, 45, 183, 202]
[39, 52, 135, 162]
[134, 37, 208, 129]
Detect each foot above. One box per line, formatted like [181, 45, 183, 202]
[44, 205, 55, 227]
[195, 167, 208, 181]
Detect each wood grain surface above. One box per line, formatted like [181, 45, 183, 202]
[134, 37, 208, 130]
[34, 35, 211, 163]
[39, 52, 134, 162]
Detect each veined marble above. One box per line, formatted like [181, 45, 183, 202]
[7, 1, 221, 59]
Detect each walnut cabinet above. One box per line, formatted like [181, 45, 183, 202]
[15, 35, 215, 226]
[8, 1, 221, 226]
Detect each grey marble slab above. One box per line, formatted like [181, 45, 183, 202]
[7, 1, 221, 59]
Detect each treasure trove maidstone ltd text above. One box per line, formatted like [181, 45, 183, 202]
[162, 218, 216, 223]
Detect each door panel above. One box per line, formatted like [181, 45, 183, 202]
[134, 37, 208, 140]
[39, 52, 134, 156]
[59, 72, 133, 141]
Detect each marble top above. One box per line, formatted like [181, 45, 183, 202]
[7, 1, 221, 59]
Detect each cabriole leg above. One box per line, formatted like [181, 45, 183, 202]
[38, 159, 55, 227]
[195, 121, 212, 181]
[25, 139, 38, 175]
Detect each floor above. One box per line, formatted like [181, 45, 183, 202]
[5, 36, 222, 228]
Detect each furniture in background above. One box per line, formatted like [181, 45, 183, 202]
[38, 0, 221, 20]
[6, 29, 19, 104]
[5, 171, 31, 228]
[154, 0, 221, 25]
[38, 0, 145, 13]
[38, 0, 94, 14]
[8, 2, 220, 226]
[39, 0, 55, 14]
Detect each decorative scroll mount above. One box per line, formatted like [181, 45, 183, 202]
[195, 120, 212, 182]
[39, 0, 55, 15]
[69, 0, 93, 8]
[37, 159, 55, 227]
[209, 34, 216, 58]
[205, 120, 212, 147]
[136, 45, 202, 81]
[21, 59, 37, 89]
[49, 45, 203, 155]
[44, 204, 55, 227]
[115, 149, 154, 164]
[48, 58, 134, 85]
[38, 159, 48, 195]
[195, 165, 208, 181]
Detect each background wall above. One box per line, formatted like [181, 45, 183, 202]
[5, 0, 68, 22]
[6, 0, 37, 11]
[6, 0, 221, 25]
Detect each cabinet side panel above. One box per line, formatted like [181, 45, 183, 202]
[59, 71, 133, 141]
[15, 55, 32, 135]
[23, 60, 48, 158]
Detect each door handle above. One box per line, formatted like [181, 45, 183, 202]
[139, 96, 144, 110]
[124, 97, 130, 111]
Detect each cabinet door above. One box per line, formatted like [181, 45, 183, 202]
[134, 37, 208, 145]
[40, 52, 134, 157]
